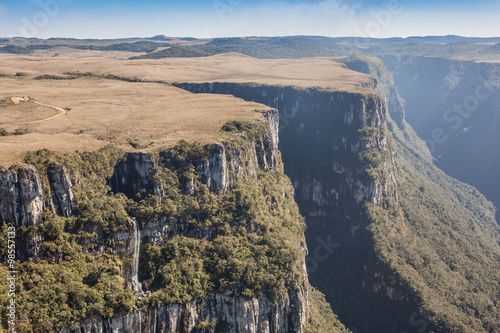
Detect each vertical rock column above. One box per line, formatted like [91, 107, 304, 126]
[0, 165, 44, 226]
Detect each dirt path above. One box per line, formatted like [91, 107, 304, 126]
[23, 101, 67, 124]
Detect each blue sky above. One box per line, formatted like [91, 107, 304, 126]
[1, 0, 499, 38]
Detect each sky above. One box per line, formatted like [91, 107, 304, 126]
[0, 0, 500, 39]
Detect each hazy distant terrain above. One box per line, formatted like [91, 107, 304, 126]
[3, 35, 500, 61]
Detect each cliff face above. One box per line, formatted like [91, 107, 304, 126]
[111, 110, 279, 200]
[335, 55, 500, 332]
[0, 164, 74, 227]
[336, 53, 406, 127]
[60, 288, 307, 333]
[175, 83, 397, 206]
[381, 55, 500, 221]
[47, 163, 76, 218]
[3, 109, 312, 333]
[175, 83, 416, 332]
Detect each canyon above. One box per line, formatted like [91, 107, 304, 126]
[0, 37, 499, 333]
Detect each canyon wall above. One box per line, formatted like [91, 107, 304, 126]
[175, 82, 420, 332]
[1, 109, 314, 333]
[381, 55, 500, 220]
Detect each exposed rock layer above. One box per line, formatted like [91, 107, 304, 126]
[1, 108, 310, 333]
[60, 288, 307, 333]
[175, 82, 418, 332]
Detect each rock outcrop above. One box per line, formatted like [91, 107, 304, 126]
[115, 217, 143, 295]
[60, 287, 307, 333]
[5, 107, 309, 333]
[175, 83, 397, 209]
[0, 163, 75, 227]
[111, 108, 280, 199]
[175, 82, 414, 332]
[0, 165, 44, 226]
[111, 153, 155, 198]
[48, 163, 75, 217]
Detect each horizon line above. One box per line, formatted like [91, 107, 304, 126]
[3, 34, 500, 41]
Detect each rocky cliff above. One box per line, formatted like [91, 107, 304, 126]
[60, 288, 307, 333]
[0, 163, 74, 227]
[381, 55, 500, 221]
[330, 54, 500, 332]
[175, 82, 420, 332]
[1, 109, 320, 333]
[6, 73, 497, 332]
[175, 83, 398, 205]
[111, 108, 279, 199]
[337, 53, 406, 127]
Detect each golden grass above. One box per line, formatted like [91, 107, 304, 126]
[0, 76, 269, 167]
[0, 52, 374, 92]
[0, 51, 377, 166]
[0, 100, 59, 126]
[31, 46, 143, 60]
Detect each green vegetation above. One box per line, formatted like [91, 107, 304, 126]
[89, 41, 169, 52]
[14, 250, 135, 332]
[1, 133, 307, 331]
[130, 37, 353, 60]
[358, 123, 393, 184]
[0, 45, 31, 54]
[366, 116, 500, 332]
[130, 45, 213, 59]
[0, 147, 138, 331]
[121, 139, 306, 304]
[0, 128, 31, 136]
[33, 71, 168, 84]
[1, 213, 135, 332]
[305, 287, 351, 333]
[140, 168, 306, 305]
[13, 128, 31, 136]
[221, 120, 266, 138]
[32, 72, 146, 83]
[25, 41, 171, 53]
[34, 74, 77, 80]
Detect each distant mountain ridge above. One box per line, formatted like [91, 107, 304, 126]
[3, 35, 500, 59]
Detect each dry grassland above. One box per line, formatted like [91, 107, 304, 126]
[0, 52, 374, 92]
[0, 76, 269, 167]
[0, 51, 375, 166]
